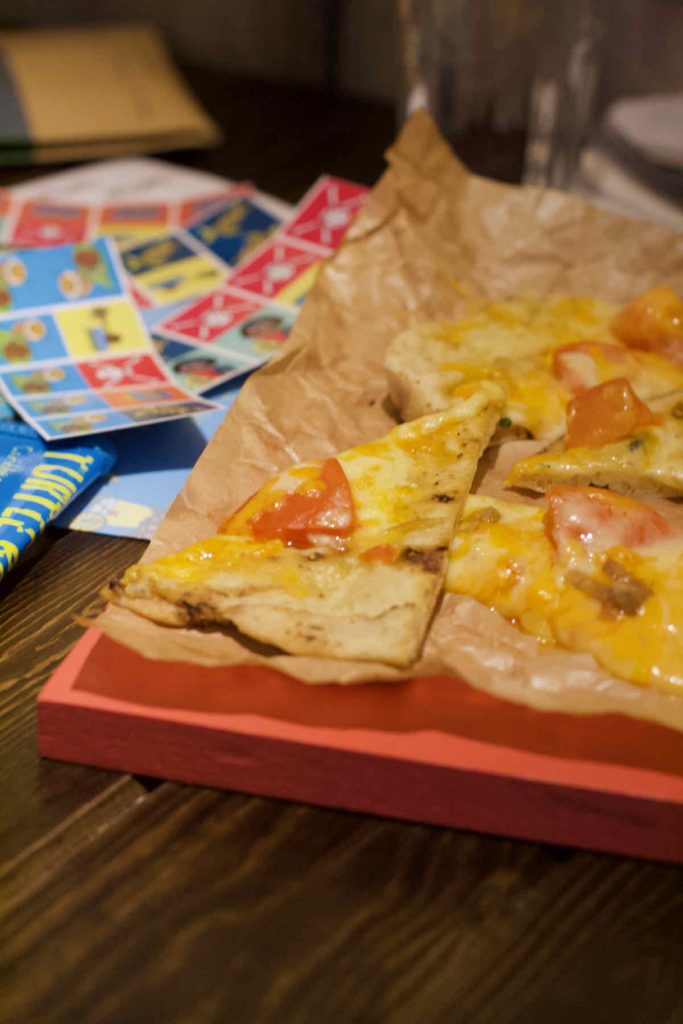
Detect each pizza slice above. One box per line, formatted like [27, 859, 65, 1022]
[507, 382, 683, 497]
[106, 381, 504, 666]
[446, 486, 683, 694]
[385, 294, 683, 441]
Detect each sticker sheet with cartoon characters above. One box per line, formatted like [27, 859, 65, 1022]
[0, 239, 218, 439]
[0, 177, 369, 400]
[29, 170, 368, 539]
[0, 186, 286, 310]
[153, 177, 370, 393]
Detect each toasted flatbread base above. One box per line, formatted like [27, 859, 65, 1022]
[107, 384, 505, 666]
[107, 555, 445, 667]
[385, 300, 683, 442]
[507, 390, 683, 498]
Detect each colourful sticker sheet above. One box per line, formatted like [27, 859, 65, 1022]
[1, 187, 247, 248]
[155, 285, 298, 392]
[0, 167, 369, 538]
[120, 231, 225, 307]
[150, 176, 370, 395]
[155, 290, 298, 391]
[7, 199, 96, 247]
[185, 194, 282, 267]
[282, 175, 370, 251]
[107, 197, 283, 310]
[155, 338, 252, 392]
[227, 236, 326, 304]
[0, 239, 218, 439]
[0, 188, 284, 315]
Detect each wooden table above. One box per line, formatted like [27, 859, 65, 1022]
[2, 75, 682, 1024]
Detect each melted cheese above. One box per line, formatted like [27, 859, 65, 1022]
[508, 391, 683, 495]
[122, 385, 504, 599]
[122, 536, 319, 598]
[447, 494, 683, 694]
[405, 296, 683, 440]
[235, 386, 500, 550]
[441, 296, 618, 358]
[442, 356, 570, 439]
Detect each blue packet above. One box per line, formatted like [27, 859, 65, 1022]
[0, 421, 116, 580]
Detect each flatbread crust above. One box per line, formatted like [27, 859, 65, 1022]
[386, 299, 683, 441]
[507, 390, 683, 497]
[107, 383, 505, 666]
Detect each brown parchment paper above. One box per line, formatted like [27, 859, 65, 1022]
[98, 111, 683, 733]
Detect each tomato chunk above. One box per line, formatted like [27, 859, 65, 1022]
[565, 377, 659, 448]
[552, 341, 628, 393]
[249, 458, 355, 547]
[544, 485, 678, 555]
[611, 287, 683, 367]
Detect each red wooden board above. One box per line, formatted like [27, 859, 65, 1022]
[39, 628, 683, 862]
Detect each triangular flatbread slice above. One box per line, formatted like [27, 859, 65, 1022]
[507, 390, 683, 498]
[107, 382, 504, 666]
[386, 298, 683, 441]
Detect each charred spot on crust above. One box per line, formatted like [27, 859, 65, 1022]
[403, 547, 447, 573]
[298, 623, 323, 641]
[432, 493, 454, 503]
[179, 599, 215, 625]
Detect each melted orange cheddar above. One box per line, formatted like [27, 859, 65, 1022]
[120, 385, 504, 603]
[426, 296, 683, 440]
[447, 492, 683, 694]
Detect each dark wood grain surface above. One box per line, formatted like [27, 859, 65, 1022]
[2, 72, 682, 1024]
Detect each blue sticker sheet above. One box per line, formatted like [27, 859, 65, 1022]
[35, 409, 134, 437]
[57, 387, 239, 539]
[0, 312, 70, 364]
[209, 303, 298, 362]
[186, 197, 281, 267]
[0, 238, 220, 440]
[120, 230, 226, 307]
[21, 392, 113, 416]
[154, 337, 254, 392]
[0, 240, 122, 313]
[121, 233, 202, 276]
[154, 286, 299, 394]
[3, 363, 89, 396]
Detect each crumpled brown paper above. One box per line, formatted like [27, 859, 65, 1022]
[98, 111, 683, 733]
